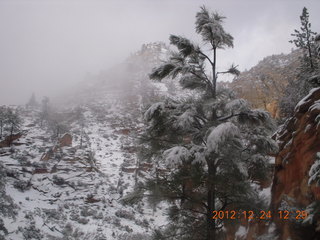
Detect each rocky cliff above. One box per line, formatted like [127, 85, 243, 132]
[271, 87, 320, 240]
[230, 50, 301, 118]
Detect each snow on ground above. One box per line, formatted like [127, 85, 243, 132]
[0, 100, 168, 240]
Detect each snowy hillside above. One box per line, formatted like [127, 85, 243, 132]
[0, 100, 168, 240]
[0, 42, 181, 240]
[0, 41, 277, 240]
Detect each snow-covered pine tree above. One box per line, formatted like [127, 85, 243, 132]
[140, 6, 278, 240]
[0, 163, 17, 238]
[26, 93, 38, 109]
[4, 108, 22, 145]
[289, 7, 318, 71]
[39, 96, 50, 127]
[280, 7, 319, 117]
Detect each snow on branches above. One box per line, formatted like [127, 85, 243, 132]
[195, 6, 233, 48]
[206, 122, 240, 154]
[308, 152, 320, 186]
[163, 146, 190, 167]
[144, 102, 165, 121]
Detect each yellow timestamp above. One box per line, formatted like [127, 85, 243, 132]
[212, 210, 308, 220]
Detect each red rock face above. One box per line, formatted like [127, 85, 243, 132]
[0, 133, 22, 148]
[59, 133, 72, 147]
[271, 87, 320, 240]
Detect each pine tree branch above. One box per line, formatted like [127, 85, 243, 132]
[198, 49, 214, 66]
[217, 112, 241, 121]
[139, 135, 179, 145]
[182, 207, 206, 216]
[189, 70, 210, 86]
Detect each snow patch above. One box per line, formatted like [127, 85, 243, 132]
[308, 152, 320, 185]
[235, 225, 247, 238]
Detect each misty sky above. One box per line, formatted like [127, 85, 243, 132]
[0, 0, 319, 105]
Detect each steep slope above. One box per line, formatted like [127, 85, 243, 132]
[0, 42, 174, 240]
[0, 102, 170, 239]
[271, 87, 320, 240]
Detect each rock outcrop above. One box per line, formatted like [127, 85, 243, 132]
[59, 133, 72, 147]
[229, 50, 301, 118]
[0, 133, 23, 148]
[271, 87, 320, 240]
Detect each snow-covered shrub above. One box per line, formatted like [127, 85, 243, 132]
[115, 209, 135, 220]
[5, 168, 19, 179]
[122, 225, 133, 233]
[80, 206, 97, 217]
[77, 217, 89, 224]
[13, 179, 31, 192]
[21, 223, 43, 240]
[0, 219, 8, 238]
[31, 161, 47, 169]
[14, 154, 30, 165]
[134, 218, 149, 228]
[93, 212, 104, 220]
[43, 208, 61, 221]
[111, 216, 121, 226]
[52, 175, 65, 185]
[24, 212, 34, 220]
[69, 212, 80, 222]
[61, 222, 73, 237]
[63, 203, 70, 209]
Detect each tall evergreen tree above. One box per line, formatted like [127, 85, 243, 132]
[139, 6, 277, 240]
[26, 93, 38, 108]
[149, 6, 238, 99]
[5, 108, 22, 144]
[39, 96, 50, 127]
[289, 7, 318, 71]
[280, 7, 319, 118]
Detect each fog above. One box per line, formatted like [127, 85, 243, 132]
[0, 0, 319, 105]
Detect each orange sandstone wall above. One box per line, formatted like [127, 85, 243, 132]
[271, 87, 320, 240]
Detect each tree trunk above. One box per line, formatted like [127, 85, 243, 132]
[80, 131, 83, 149]
[307, 39, 314, 70]
[9, 124, 14, 146]
[134, 158, 139, 184]
[305, 24, 314, 70]
[212, 47, 217, 99]
[207, 161, 216, 240]
[0, 120, 2, 139]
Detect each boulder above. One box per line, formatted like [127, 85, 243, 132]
[59, 133, 72, 147]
